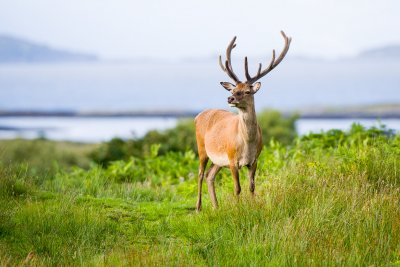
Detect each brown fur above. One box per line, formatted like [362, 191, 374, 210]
[196, 32, 291, 211]
[195, 83, 263, 211]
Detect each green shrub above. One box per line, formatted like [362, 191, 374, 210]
[90, 110, 298, 165]
[257, 109, 298, 145]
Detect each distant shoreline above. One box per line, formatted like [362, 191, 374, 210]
[1, 110, 400, 119]
[0, 110, 197, 118]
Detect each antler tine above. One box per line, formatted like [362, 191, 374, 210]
[225, 60, 239, 83]
[244, 57, 251, 81]
[219, 36, 240, 83]
[226, 37, 236, 72]
[266, 50, 276, 71]
[257, 63, 262, 76]
[245, 57, 263, 80]
[246, 31, 291, 84]
[272, 31, 291, 67]
[218, 55, 226, 71]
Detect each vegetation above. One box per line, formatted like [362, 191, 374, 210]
[0, 123, 399, 266]
[0, 139, 96, 175]
[90, 110, 298, 165]
[258, 109, 298, 146]
[90, 120, 197, 164]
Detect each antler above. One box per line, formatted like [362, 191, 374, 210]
[244, 31, 292, 84]
[219, 36, 240, 84]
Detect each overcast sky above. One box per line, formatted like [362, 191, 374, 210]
[1, 0, 399, 60]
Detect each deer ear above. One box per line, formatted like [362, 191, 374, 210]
[220, 82, 236, 91]
[252, 82, 261, 93]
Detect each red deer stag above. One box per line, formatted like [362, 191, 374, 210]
[195, 31, 291, 211]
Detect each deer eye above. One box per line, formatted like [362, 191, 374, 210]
[245, 91, 251, 94]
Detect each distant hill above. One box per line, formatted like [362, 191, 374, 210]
[0, 35, 98, 63]
[357, 45, 400, 59]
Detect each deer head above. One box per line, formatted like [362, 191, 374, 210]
[219, 31, 292, 109]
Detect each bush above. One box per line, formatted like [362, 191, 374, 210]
[90, 110, 298, 165]
[257, 109, 298, 145]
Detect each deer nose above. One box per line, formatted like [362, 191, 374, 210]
[228, 96, 235, 103]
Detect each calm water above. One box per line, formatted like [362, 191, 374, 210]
[0, 59, 399, 111]
[0, 117, 398, 143]
[0, 117, 177, 142]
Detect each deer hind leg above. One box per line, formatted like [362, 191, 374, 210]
[196, 156, 208, 212]
[206, 164, 221, 209]
[247, 161, 257, 195]
[229, 163, 241, 196]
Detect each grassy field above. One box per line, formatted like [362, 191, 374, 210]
[0, 125, 399, 266]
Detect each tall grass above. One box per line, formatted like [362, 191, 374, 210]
[0, 139, 96, 176]
[0, 124, 399, 266]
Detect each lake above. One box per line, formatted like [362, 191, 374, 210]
[0, 117, 399, 143]
[0, 59, 399, 111]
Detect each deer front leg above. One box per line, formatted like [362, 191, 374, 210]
[206, 164, 221, 209]
[248, 161, 257, 194]
[229, 163, 241, 196]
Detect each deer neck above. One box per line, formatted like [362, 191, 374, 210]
[237, 99, 258, 142]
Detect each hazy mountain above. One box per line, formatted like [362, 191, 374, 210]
[180, 44, 400, 64]
[0, 35, 98, 63]
[357, 45, 400, 60]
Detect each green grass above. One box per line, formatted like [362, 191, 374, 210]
[0, 125, 399, 266]
[0, 139, 96, 176]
